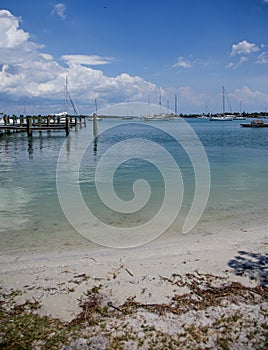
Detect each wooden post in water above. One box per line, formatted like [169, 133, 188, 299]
[93, 113, 98, 138]
[65, 116, 70, 136]
[26, 116, 32, 136]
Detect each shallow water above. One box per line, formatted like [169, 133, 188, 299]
[0, 118, 267, 253]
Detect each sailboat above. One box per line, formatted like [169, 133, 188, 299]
[210, 86, 233, 121]
[233, 101, 246, 120]
[233, 114, 246, 120]
[49, 76, 80, 119]
[145, 87, 171, 120]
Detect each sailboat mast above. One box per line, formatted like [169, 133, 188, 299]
[65, 76, 68, 115]
[95, 99, 98, 114]
[222, 86, 225, 115]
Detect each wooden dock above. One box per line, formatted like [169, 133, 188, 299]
[0, 115, 87, 136]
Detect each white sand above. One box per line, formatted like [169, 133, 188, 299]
[0, 224, 267, 322]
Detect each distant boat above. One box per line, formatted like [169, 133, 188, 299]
[198, 115, 209, 119]
[233, 115, 246, 120]
[241, 119, 268, 128]
[49, 111, 68, 117]
[88, 116, 102, 121]
[122, 116, 134, 120]
[234, 101, 246, 120]
[143, 113, 170, 120]
[210, 115, 233, 121]
[210, 86, 233, 121]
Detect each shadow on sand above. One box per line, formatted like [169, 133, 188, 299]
[228, 251, 268, 286]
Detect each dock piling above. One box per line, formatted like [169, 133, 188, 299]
[26, 116, 33, 136]
[93, 113, 98, 138]
[65, 116, 70, 136]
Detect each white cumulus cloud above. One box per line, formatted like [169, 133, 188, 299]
[0, 10, 159, 115]
[227, 40, 268, 68]
[0, 10, 29, 48]
[230, 40, 260, 56]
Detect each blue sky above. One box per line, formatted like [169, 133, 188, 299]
[0, 0, 268, 115]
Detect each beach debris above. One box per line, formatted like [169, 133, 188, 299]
[0, 272, 267, 349]
[125, 267, 134, 277]
[107, 264, 134, 280]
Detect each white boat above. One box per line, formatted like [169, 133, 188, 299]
[233, 115, 246, 120]
[53, 111, 68, 117]
[143, 113, 170, 120]
[88, 116, 102, 121]
[210, 115, 233, 121]
[198, 115, 209, 119]
[210, 87, 233, 121]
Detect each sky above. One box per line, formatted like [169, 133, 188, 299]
[0, 0, 268, 115]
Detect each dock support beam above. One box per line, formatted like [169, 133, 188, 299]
[93, 113, 98, 138]
[26, 117, 32, 136]
[65, 116, 70, 136]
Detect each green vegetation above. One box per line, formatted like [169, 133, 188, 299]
[0, 274, 267, 350]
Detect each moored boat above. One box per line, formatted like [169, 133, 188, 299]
[210, 86, 233, 121]
[210, 115, 233, 121]
[241, 119, 268, 127]
[233, 115, 246, 120]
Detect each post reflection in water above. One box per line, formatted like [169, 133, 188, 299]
[39, 132, 43, 152]
[93, 137, 98, 156]
[27, 133, 46, 159]
[65, 134, 71, 156]
[27, 136, 33, 159]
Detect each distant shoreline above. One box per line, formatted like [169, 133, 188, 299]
[1, 112, 268, 119]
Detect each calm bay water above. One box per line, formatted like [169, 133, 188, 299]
[0, 118, 267, 254]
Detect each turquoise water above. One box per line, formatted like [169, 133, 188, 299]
[0, 119, 267, 253]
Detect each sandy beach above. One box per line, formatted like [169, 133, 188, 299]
[0, 225, 267, 349]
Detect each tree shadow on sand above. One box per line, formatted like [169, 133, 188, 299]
[228, 251, 268, 286]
